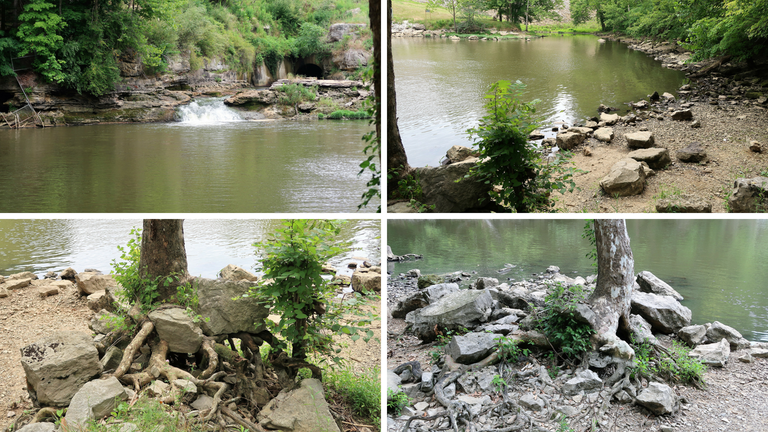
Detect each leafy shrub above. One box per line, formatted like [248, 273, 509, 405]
[325, 367, 381, 427]
[496, 335, 531, 363]
[632, 339, 706, 386]
[320, 109, 370, 120]
[387, 389, 410, 416]
[534, 282, 594, 359]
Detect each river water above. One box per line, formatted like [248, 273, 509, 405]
[0, 98, 376, 213]
[0, 219, 381, 281]
[393, 36, 687, 166]
[388, 219, 768, 342]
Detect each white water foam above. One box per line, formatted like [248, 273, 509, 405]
[175, 98, 242, 124]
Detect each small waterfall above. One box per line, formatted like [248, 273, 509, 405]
[175, 98, 242, 124]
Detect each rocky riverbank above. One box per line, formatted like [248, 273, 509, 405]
[386, 258, 768, 432]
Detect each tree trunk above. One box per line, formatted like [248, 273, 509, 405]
[370, 0, 381, 144]
[587, 219, 635, 358]
[139, 219, 189, 303]
[387, 0, 412, 188]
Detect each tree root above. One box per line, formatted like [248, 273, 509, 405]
[112, 320, 154, 379]
[31, 407, 59, 423]
[221, 405, 266, 432]
[199, 338, 218, 379]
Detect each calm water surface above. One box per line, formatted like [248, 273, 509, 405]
[0, 219, 381, 280]
[393, 36, 687, 166]
[0, 99, 375, 212]
[388, 219, 768, 342]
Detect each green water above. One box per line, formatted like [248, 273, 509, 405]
[0, 114, 375, 213]
[388, 219, 768, 342]
[0, 219, 380, 279]
[393, 36, 687, 166]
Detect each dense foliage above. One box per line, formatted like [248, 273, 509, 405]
[534, 282, 595, 359]
[466, 80, 578, 213]
[570, 0, 768, 61]
[426, 0, 562, 33]
[0, 0, 369, 95]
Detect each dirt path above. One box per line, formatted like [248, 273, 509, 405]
[555, 102, 768, 213]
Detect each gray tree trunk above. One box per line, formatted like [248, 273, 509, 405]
[139, 219, 189, 303]
[587, 219, 635, 358]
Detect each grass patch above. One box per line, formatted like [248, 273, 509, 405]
[318, 110, 371, 120]
[528, 20, 601, 33]
[324, 367, 381, 428]
[81, 396, 207, 432]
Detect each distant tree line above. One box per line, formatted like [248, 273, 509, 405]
[0, 0, 370, 96]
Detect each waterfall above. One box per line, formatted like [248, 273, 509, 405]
[175, 98, 242, 124]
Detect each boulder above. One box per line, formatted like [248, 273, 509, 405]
[20, 331, 103, 406]
[405, 289, 494, 341]
[600, 112, 619, 125]
[662, 92, 675, 102]
[328, 23, 366, 42]
[625, 131, 655, 149]
[351, 266, 381, 292]
[688, 338, 730, 367]
[655, 196, 713, 213]
[64, 377, 127, 429]
[636, 271, 683, 301]
[636, 382, 678, 415]
[600, 158, 646, 197]
[630, 292, 691, 334]
[627, 148, 670, 170]
[415, 159, 494, 213]
[90, 310, 123, 335]
[629, 314, 658, 345]
[391, 283, 460, 318]
[446, 145, 476, 164]
[728, 177, 768, 213]
[678, 325, 707, 346]
[594, 127, 614, 142]
[418, 274, 442, 289]
[387, 370, 403, 402]
[224, 90, 276, 106]
[568, 127, 593, 135]
[218, 264, 259, 282]
[472, 277, 499, 290]
[335, 48, 371, 70]
[446, 332, 503, 364]
[633, 100, 649, 109]
[528, 130, 545, 140]
[671, 109, 693, 121]
[9, 271, 37, 280]
[562, 369, 602, 395]
[556, 132, 585, 150]
[258, 378, 341, 432]
[59, 267, 77, 279]
[676, 143, 707, 163]
[148, 308, 204, 353]
[705, 321, 750, 350]
[87, 291, 110, 312]
[101, 346, 123, 370]
[519, 394, 546, 411]
[75, 272, 117, 295]
[195, 277, 269, 336]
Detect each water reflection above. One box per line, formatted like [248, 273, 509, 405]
[388, 219, 768, 342]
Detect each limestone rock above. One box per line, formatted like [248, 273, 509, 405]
[387, 370, 403, 402]
[594, 127, 614, 142]
[636, 382, 678, 415]
[335, 48, 371, 71]
[224, 89, 276, 106]
[90, 310, 122, 335]
[391, 283, 460, 318]
[562, 370, 602, 395]
[625, 131, 655, 149]
[148, 308, 204, 353]
[405, 289, 494, 342]
[446, 332, 503, 364]
[20, 331, 103, 406]
[629, 314, 658, 345]
[16, 424, 57, 432]
[556, 132, 585, 150]
[258, 378, 341, 432]
[678, 325, 707, 346]
[415, 159, 495, 213]
[351, 266, 381, 292]
[219, 264, 259, 282]
[519, 394, 545, 411]
[100, 346, 123, 371]
[676, 143, 707, 163]
[195, 277, 269, 336]
[630, 292, 691, 334]
[328, 23, 366, 42]
[671, 109, 693, 121]
[59, 267, 77, 279]
[627, 148, 670, 170]
[87, 291, 109, 312]
[446, 145, 476, 164]
[689, 338, 730, 367]
[64, 377, 127, 429]
[749, 140, 762, 153]
[472, 277, 499, 290]
[418, 274, 441, 289]
[191, 394, 214, 411]
[728, 177, 768, 213]
[705, 321, 750, 350]
[636, 271, 683, 301]
[655, 196, 712, 213]
[75, 272, 117, 295]
[600, 112, 619, 125]
[2, 278, 32, 291]
[600, 158, 646, 197]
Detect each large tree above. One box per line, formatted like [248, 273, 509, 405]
[387, 0, 412, 184]
[138, 219, 189, 304]
[586, 219, 635, 359]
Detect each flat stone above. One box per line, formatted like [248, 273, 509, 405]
[627, 148, 670, 170]
[148, 308, 204, 353]
[636, 271, 683, 300]
[636, 382, 678, 415]
[600, 158, 646, 197]
[671, 109, 693, 120]
[594, 127, 614, 142]
[676, 143, 707, 162]
[625, 131, 655, 149]
[556, 132, 585, 150]
[655, 196, 713, 213]
[689, 338, 730, 367]
[446, 332, 503, 364]
[631, 291, 691, 333]
[64, 377, 127, 429]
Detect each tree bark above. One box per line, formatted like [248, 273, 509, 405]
[587, 219, 635, 358]
[387, 0, 412, 187]
[370, 0, 381, 143]
[138, 219, 189, 302]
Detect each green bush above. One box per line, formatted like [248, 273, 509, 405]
[534, 282, 594, 359]
[632, 339, 706, 386]
[324, 367, 381, 427]
[320, 109, 370, 120]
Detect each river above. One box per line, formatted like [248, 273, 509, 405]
[0, 219, 381, 281]
[393, 36, 687, 166]
[0, 98, 376, 213]
[388, 219, 768, 342]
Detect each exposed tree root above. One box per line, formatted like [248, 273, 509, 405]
[221, 405, 266, 432]
[199, 338, 218, 379]
[112, 320, 154, 379]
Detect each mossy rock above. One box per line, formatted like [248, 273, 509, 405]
[417, 274, 441, 289]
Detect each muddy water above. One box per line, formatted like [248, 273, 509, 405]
[393, 36, 686, 166]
